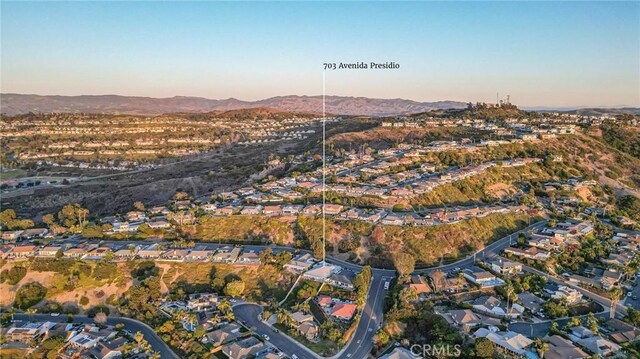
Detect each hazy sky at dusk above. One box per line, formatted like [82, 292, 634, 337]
[2, 1, 639, 107]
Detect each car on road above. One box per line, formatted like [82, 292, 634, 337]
[263, 334, 270, 341]
[291, 355, 298, 359]
[384, 281, 390, 290]
[633, 295, 638, 300]
[50, 313, 60, 317]
[272, 328, 279, 333]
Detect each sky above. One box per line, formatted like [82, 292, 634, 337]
[1, 1, 639, 108]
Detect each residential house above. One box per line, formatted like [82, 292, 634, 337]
[211, 246, 241, 263]
[302, 205, 321, 216]
[490, 259, 522, 275]
[543, 284, 582, 304]
[1, 230, 23, 242]
[323, 204, 344, 215]
[408, 275, 432, 295]
[378, 347, 420, 359]
[601, 269, 623, 290]
[517, 292, 545, 313]
[303, 264, 338, 282]
[237, 250, 261, 265]
[147, 220, 171, 230]
[327, 272, 355, 291]
[10, 245, 37, 258]
[20, 228, 48, 239]
[473, 328, 534, 358]
[606, 319, 640, 344]
[87, 337, 127, 359]
[187, 293, 218, 312]
[137, 246, 164, 259]
[331, 302, 357, 321]
[282, 205, 303, 216]
[204, 323, 242, 346]
[263, 205, 282, 216]
[185, 249, 212, 262]
[222, 336, 267, 359]
[472, 296, 522, 319]
[316, 295, 333, 308]
[241, 206, 263, 215]
[161, 249, 189, 261]
[4, 321, 54, 343]
[291, 311, 319, 340]
[37, 246, 61, 257]
[449, 309, 481, 330]
[284, 253, 315, 272]
[576, 336, 621, 357]
[504, 246, 550, 260]
[543, 335, 588, 359]
[381, 214, 405, 226]
[463, 267, 505, 287]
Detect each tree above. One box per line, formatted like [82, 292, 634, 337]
[587, 312, 599, 335]
[625, 307, 640, 326]
[393, 252, 415, 276]
[398, 287, 418, 304]
[0, 209, 17, 226]
[475, 337, 495, 358]
[26, 308, 37, 322]
[1, 266, 27, 285]
[609, 288, 623, 320]
[534, 338, 549, 359]
[42, 214, 55, 227]
[133, 201, 145, 211]
[81, 225, 104, 239]
[94, 312, 108, 325]
[224, 280, 245, 297]
[218, 298, 232, 314]
[134, 331, 144, 344]
[504, 284, 516, 313]
[259, 247, 273, 265]
[274, 251, 292, 269]
[14, 282, 47, 309]
[58, 203, 89, 228]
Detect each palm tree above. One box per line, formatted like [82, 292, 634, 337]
[609, 288, 623, 320]
[134, 331, 144, 344]
[534, 338, 549, 359]
[225, 311, 235, 322]
[26, 308, 37, 322]
[218, 299, 231, 314]
[505, 284, 515, 314]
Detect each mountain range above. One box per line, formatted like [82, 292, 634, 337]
[0, 94, 467, 117]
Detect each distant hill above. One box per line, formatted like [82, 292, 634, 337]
[0, 94, 467, 117]
[524, 106, 640, 116]
[562, 107, 640, 117]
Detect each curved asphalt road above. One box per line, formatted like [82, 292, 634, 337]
[234, 274, 390, 359]
[13, 313, 179, 359]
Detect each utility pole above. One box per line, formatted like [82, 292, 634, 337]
[322, 70, 326, 266]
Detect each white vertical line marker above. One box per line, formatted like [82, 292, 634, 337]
[322, 70, 326, 266]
